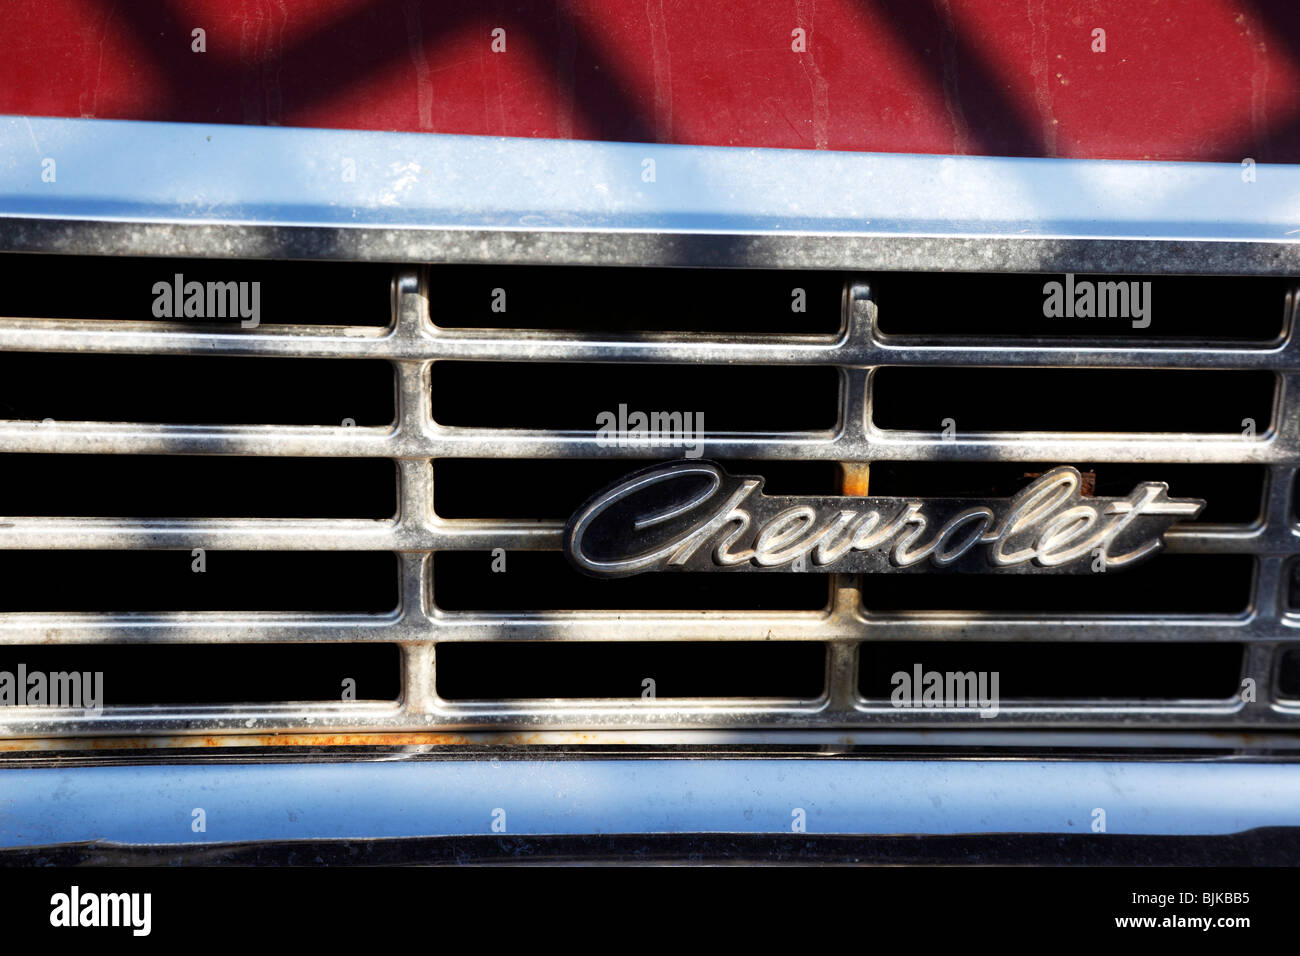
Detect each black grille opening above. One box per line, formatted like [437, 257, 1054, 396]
[860, 555, 1252, 614]
[1286, 558, 1300, 610]
[871, 368, 1274, 434]
[858, 641, 1244, 701]
[433, 458, 840, 519]
[0, 455, 397, 518]
[872, 273, 1290, 341]
[430, 362, 839, 431]
[432, 551, 830, 611]
[436, 641, 826, 700]
[0, 354, 395, 426]
[0, 643, 400, 705]
[0, 551, 399, 612]
[428, 266, 843, 334]
[1279, 649, 1300, 700]
[0, 255, 393, 327]
[867, 461, 1264, 525]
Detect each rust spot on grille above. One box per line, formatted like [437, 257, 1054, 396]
[1024, 468, 1096, 496]
[839, 462, 870, 496]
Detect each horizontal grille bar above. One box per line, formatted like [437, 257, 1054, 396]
[0, 320, 1297, 369]
[0, 518, 1289, 555]
[0, 609, 1287, 643]
[0, 424, 1295, 462]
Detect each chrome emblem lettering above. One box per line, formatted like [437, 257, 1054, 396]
[564, 462, 1203, 577]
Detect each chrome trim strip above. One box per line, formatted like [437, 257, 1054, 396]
[3, 116, 1300, 272]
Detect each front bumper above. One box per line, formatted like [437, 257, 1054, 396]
[4, 750, 1300, 864]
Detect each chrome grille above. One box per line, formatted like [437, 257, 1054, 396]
[2, 116, 1299, 748]
[0, 262, 1295, 746]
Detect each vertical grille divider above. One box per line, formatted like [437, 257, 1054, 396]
[1244, 643, 1276, 712]
[394, 270, 437, 716]
[826, 339, 870, 714]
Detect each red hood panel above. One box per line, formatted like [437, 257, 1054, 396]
[1, 0, 1298, 161]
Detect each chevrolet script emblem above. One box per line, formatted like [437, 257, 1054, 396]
[564, 462, 1204, 577]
